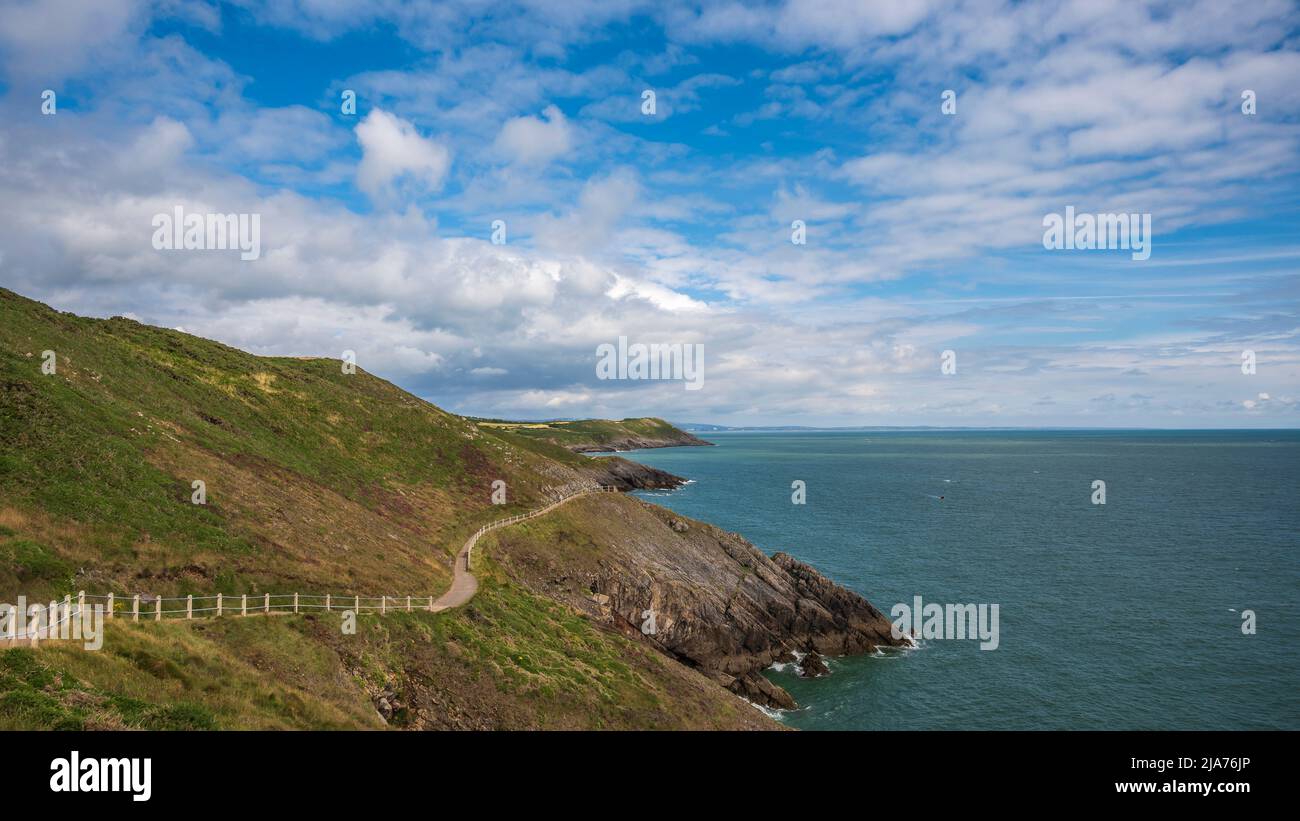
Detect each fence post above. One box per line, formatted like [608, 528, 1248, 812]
[78, 591, 85, 614]
[217, 593, 223, 617]
[264, 593, 270, 614]
[427, 595, 433, 612]
[293, 593, 299, 613]
[354, 595, 359, 613]
[406, 595, 411, 612]
[106, 593, 114, 620]
[133, 595, 140, 622]
[155, 598, 161, 622]
[64, 594, 72, 621]
[381, 596, 386, 615]
[187, 595, 193, 619]
[325, 594, 330, 612]
[241, 594, 247, 616]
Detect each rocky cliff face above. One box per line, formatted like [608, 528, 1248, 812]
[488, 494, 907, 710]
[585, 456, 687, 491]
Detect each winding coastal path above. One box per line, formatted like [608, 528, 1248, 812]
[1, 485, 619, 646]
[430, 485, 616, 612]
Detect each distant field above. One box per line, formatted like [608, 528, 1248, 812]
[472, 417, 706, 451]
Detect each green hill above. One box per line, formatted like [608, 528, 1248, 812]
[474, 416, 712, 452]
[0, 287, 775, 730]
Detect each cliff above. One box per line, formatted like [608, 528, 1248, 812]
[480, 494, 907, 709]
[0, 287, 897, 728]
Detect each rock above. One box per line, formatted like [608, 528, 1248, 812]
[726, 672, 797, 711]
[499, 502, 907, 711]
[798, 651, 829, 678]
[587, 456, 686, 491]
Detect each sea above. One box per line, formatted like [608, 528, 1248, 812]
[624, 430, 1299, 730]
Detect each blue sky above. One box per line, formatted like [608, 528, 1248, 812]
[1, 0, 1298, 426]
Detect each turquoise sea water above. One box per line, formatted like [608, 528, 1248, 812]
[624, 430, 1299, 730]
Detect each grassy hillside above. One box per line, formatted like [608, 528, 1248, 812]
[475, 416, 710, 452]
[0, 287, 594, 602]
[0, 576, 773, 730]
[0, 288, 776, 730]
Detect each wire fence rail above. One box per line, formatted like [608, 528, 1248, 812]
[466, 484, 617, 571]
[2, 483, 619, 646]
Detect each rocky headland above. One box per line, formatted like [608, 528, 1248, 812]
[485, 493, 908, 711]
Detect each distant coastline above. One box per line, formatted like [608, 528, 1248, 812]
[474, 416, 713, 453]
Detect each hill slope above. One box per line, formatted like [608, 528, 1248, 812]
[474, 417, 712, 452]
[0, 288, 646, 600]
[0, 288, 901, 728]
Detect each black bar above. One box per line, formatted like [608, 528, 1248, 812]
[7, 730, 1284, 807]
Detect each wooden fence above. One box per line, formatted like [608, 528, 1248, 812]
[2, 483, 620, 645]
[465, 484, 617, 570]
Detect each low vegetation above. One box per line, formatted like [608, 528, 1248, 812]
[0, 288, 773, 729]
[473, 416, 708, 451]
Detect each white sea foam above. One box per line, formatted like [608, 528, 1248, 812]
[748, 701, 790, 720]
[767, 649, 806, 673]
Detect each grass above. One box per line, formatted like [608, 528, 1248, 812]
[1, 577, 772, 730]
[472, 416, 701, 450]
[0, 288, 773, 730]
[0, 287, 592, 600]
[0, 617, 377, 729]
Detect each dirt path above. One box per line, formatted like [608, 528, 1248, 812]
[430, 488, 612, 612]
[1, 487, 616, 646]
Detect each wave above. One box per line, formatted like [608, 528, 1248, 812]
[766, 649, 806, 673]
[748, 701, 792, 721]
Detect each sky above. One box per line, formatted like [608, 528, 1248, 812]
[0, 0, 1297, 427]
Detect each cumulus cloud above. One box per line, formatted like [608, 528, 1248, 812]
[355, 108, 452, 201]
[0, 0, 1296, 427]
[493, 104, 573, 166]
[532, 169, 642, 256]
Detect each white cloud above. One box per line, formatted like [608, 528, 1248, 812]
[0, 0, 145, 80]
[606, 274, 710, 313]
[0, 1, 1297, 427]
[493, 104, 573, 166]
[355, 108, 452, 201]
[533, 169, 641, 255]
